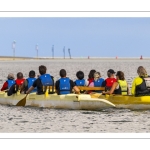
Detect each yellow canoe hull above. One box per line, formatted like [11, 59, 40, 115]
[99, 94, 150, 110]
[0, 92, 115, 110]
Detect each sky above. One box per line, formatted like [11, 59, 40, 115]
[0, 17, 150, 58]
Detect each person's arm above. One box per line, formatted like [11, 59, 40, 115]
[26, 86, 34, 94]
[127, 83, 130, 95]
[85, 79, 89, 86]
[1, 82, 8, 91]
[73, 86, 80, 94]
[102, 82, 118, 95]
[89, 82, 94, 87]
[70, 80, 80, 94]
[55, 80, 59, 94]
[131, 78, 137, 95]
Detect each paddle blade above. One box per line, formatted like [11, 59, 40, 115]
[16, 94, 28, 106]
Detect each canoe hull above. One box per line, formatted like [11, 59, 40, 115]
[98, 94, 150, 110]
[0, 93, 115, 110]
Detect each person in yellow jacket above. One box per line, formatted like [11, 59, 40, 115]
[102, 71, 129, 95]
[131, 66, 150, 96]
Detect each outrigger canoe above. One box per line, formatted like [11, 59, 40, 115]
[0, 89, 115, 110]
[2, 86, 150, 110]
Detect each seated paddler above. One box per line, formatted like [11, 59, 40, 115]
[74, 70, 86, 93]
[55, 69, 80, 95]
[21, 70, 37, 93]
[131, 66, 150, 96]
[93, 72, 105, 93]
[103, 69, 117, 91]
[7, 72, 25, 96]
[26, 65, 54, 94]
[102, 71, 129, 95]
[1, 73, 15, 91]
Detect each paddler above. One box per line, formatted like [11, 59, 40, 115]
[74, 71, 86, 93]
[84, 69, 96, 94]
[20, 70, 37, 93]
[103, 69, 117, 91]
[26, 65, 54, 94]
[7, 72, 25, 96]
[131, 66, 150, 96]
[55, 69, 80, 95]
[93, 72, 105, 93]
[102, 71, 129, 95]
[1, 73, 15, 91]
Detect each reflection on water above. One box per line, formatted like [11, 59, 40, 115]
[0, 59, 150, 132]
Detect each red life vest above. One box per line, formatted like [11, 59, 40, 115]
[105, 78, 117, 88]
[88, 78, 94, 86]
[15, 79, 25, 85]
[87, 78, 94, 94]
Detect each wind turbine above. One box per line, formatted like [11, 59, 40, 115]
[35, 44, 38, 59]
[12, 40, 16, 60]
[52, 45, 54, 59]
[68, 48, 71, 59]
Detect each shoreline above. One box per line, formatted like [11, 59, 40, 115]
[0, 56, 149, 61]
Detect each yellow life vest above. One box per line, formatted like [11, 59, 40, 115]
[118, 80, 127, 95]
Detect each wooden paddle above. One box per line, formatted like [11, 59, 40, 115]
[16, 94, 28, 106]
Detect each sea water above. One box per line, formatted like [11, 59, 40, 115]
[0, 59, 150, 133]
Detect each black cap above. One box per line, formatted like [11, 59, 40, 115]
[107, 69, 116, 74]
[29, 70, 35, 77]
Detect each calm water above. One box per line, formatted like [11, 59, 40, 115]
[0, 59, 150, 133]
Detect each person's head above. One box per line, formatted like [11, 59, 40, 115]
[7, 73, 15, 80]
[76, 71, 84, 80]
[94, 72, 101, 80]
[88, 69, 96, 79]
[116, 71, 125, 80]
[107, 69, 116, 78]
[39, 65, 47, 75]
[60, 69, 66, 77]
[137, 66, 148, 77]
[17, 72, 23, 79]
[29, 70, 35, 78]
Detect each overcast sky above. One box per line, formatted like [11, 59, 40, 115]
[0, 17, 150, 58]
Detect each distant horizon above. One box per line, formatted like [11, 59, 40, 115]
[0, 55, 147, 59]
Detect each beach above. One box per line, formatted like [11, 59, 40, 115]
[0, 59, 150, 132]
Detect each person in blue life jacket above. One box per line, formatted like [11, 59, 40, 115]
[55, 69, 80, 95]
[74, 71, 85, 93]
[26, 65, 54, 95]
[1, 73, 16, 91]
[93, 72, 105, 93]
[20, 70, 37, 93]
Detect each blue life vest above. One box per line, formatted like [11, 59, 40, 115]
[94, 78, 104, 87]
[75, 79, 85, 86]
[7, 79, 15, 89]
[39, 74, 53, 86]
[27, 77, 37, 93]
[59, 78, 70, 94]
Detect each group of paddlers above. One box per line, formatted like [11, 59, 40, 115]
[1, 65, 150, 96]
